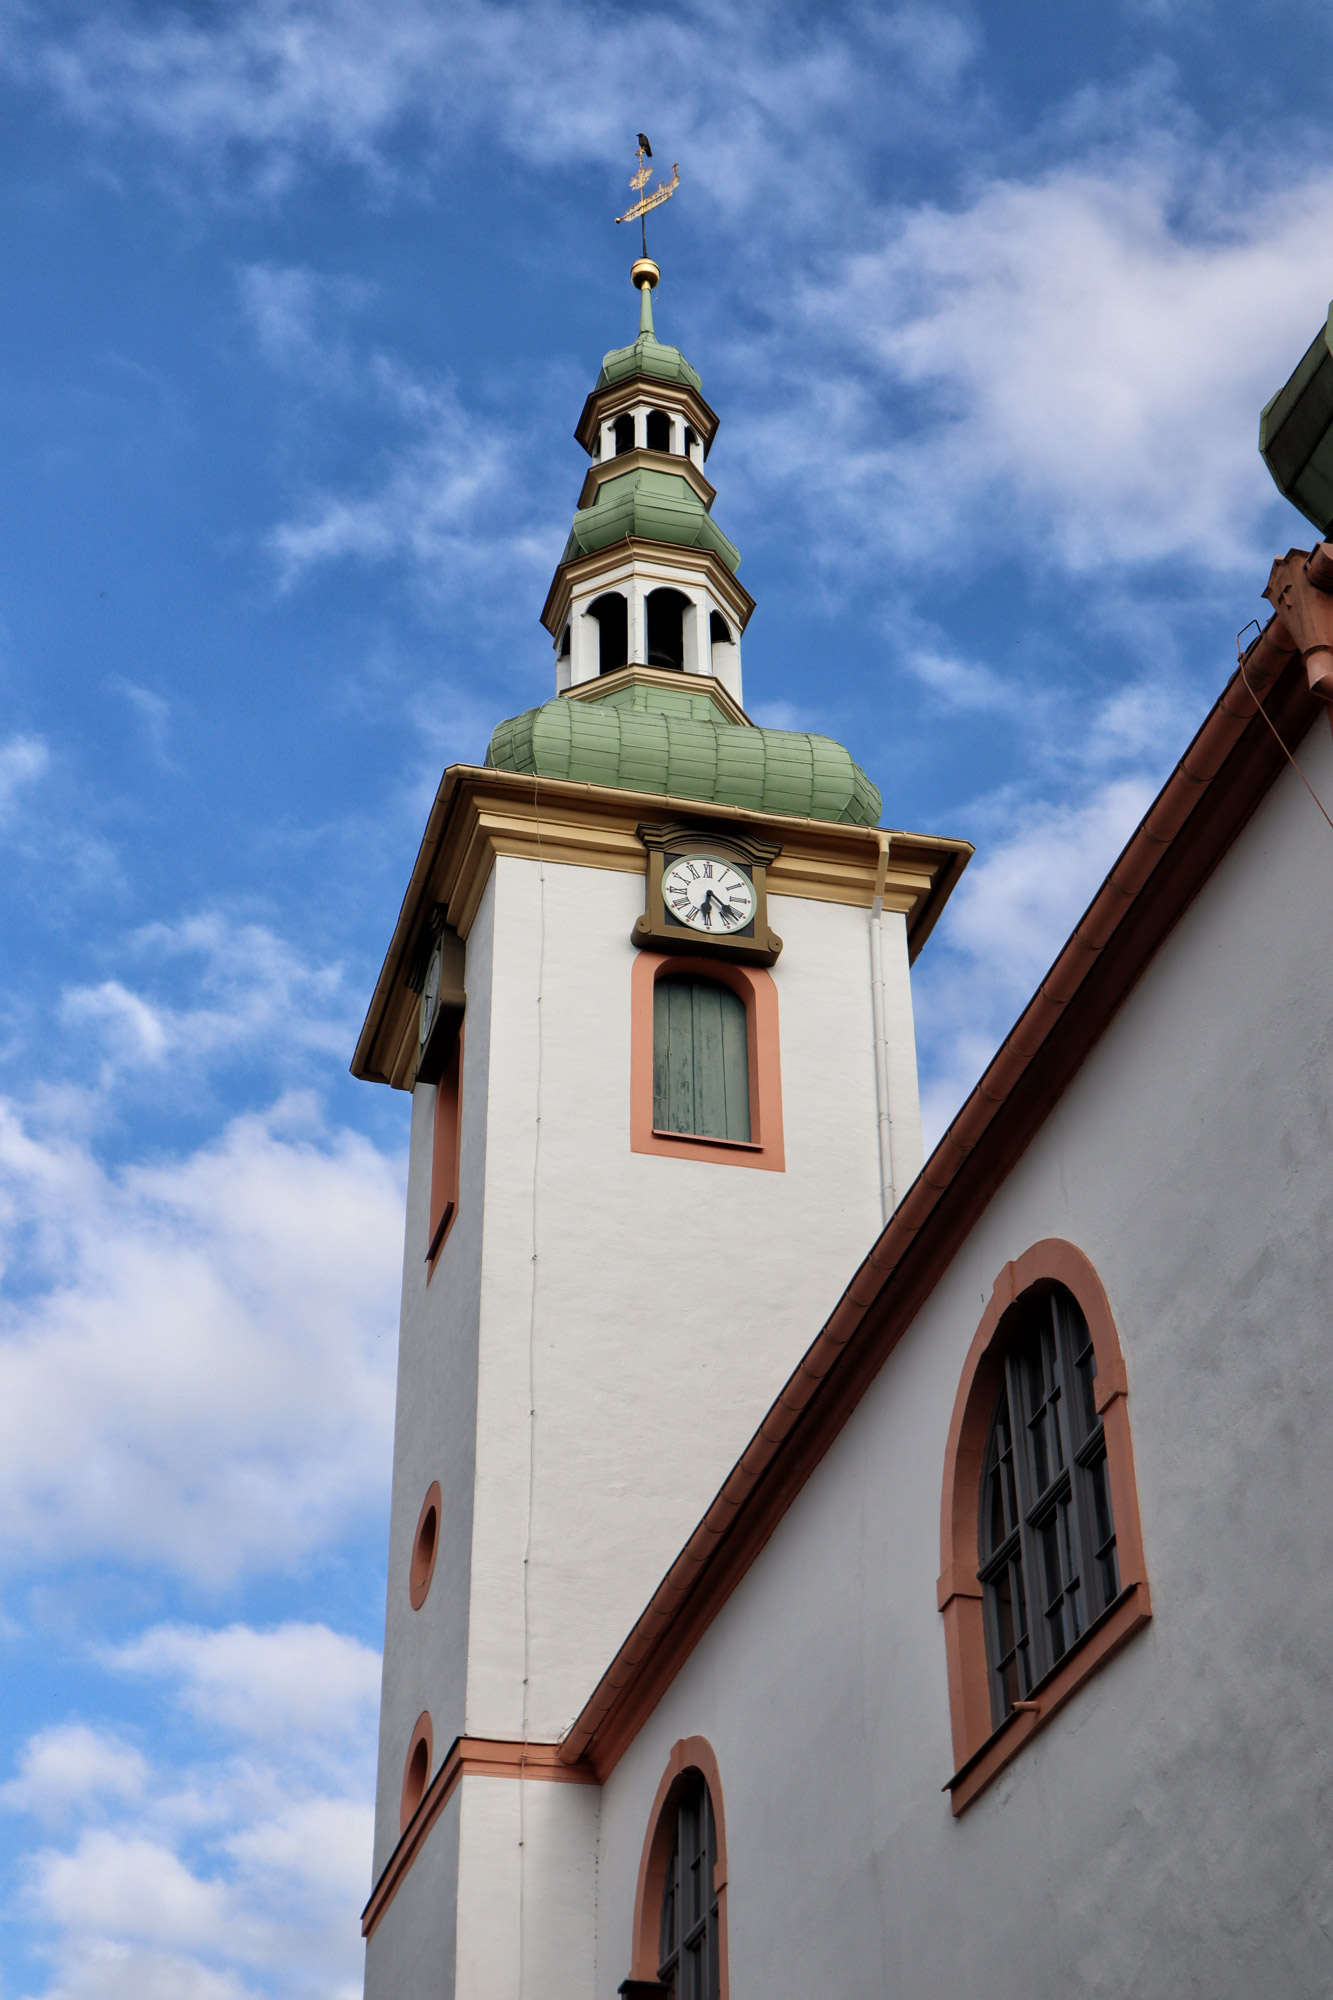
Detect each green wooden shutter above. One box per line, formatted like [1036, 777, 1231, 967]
[652, 976, 750, 1141]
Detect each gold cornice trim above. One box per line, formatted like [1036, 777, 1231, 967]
[577, 448, 716, 512]
[541, 537, 756, 639]
[561, 662, 752, 728]
[351, 766, 972, 1090]
[575, 379, 719, 458]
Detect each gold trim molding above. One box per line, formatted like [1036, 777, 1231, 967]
[575, 378, 720, 458]
[577, 447, 716, 512]
[561, 662, 752, 728]
[541, 536, 756, 639]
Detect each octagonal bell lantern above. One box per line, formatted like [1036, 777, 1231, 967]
[1260, 300, 1333, 533]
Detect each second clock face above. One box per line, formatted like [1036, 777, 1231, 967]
[662, 854, 756, 934]
[419, 948, 441, 1045]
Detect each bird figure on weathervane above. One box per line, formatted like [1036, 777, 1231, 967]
[616, 133, 680, 258]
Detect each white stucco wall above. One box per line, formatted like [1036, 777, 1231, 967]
[367, 846, 920, 1995]
[594, 718, 1333, 1997]
[455, 1780, 600, 2000]
[466, 860, 897, 1742]
[370, 874, 497, 1880]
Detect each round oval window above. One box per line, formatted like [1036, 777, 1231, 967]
[400, 1713, 432, 1832]
[410, 1482, 441, 1609]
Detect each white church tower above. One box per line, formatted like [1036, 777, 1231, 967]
[351, 229, 970, 1998]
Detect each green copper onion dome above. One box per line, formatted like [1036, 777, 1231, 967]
[486, 678, 882, 828]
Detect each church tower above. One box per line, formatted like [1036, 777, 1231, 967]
[352, 240, 969, 1999]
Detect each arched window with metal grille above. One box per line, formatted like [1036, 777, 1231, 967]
[978, 1282, 1121, 1725]
[653, 974, 750, 1143]
[657, 1773, 720, 2000]
[939, 1243, 1150, 1812]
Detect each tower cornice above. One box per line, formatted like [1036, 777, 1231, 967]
[350, 763, 971, 1091]
[577, 447, 716, 512]
[541, 535, 756, 639]
[575, 378, 720, 458]
[561, 662, 751, 727]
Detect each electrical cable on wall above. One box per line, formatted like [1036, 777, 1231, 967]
[1237, 625, 1333, 837]
[518, 769, 547, 2000]
[868, 829, 896, 1225]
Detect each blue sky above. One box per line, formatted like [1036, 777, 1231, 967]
[0, 2, 1326, 1994]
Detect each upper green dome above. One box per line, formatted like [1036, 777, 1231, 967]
[596, 279, 702, 393]
[561, 467, 740, 572]
[597, 329, 703, 394]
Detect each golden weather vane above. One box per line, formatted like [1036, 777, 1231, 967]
[615, 133, 680, 259]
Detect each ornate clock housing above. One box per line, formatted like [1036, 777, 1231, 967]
[409, 912, 466, 1085]
[632, 821, 783, 965]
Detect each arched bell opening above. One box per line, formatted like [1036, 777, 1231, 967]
[645, 408, 671, 453]
[684, 424, 700, 464]
[709, 612, 731, 647]
[646, 588, 691, 672]
[613, 413, 635, 456]
[587, 592, 629, 675]
[558, 624, 571, 659]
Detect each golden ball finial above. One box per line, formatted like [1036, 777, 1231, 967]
[630, 257, 660, 291]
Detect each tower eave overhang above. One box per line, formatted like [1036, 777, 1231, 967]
[577, 447, 716, 512]
[350, 762, 972, 1091]
[562, 661, 752, 727]
[575, 377, 720, 458]
[541, 536, 756, 639]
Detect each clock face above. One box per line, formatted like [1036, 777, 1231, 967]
[419, 948, 441, 1045]
[662, 854, 756, 934]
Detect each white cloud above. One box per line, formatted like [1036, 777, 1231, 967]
[109, 680, 173, 763]
[0, 1094, 400, 1582]
[0, 733, 50, 819]
[34, 1940, 252, 2000]
[265, 358, 556, 596]
[236, 262, 369, 386]
[9, 0, 978, 213]
[0, 1727, 149, 1827]
[944, 776, 1156, 990]
[109, 1623, 381, 1746]
[916, 775, 1156, 1143]
[59, 911, 353, 1083]
[904, 649, 1022, 714]
[5, 1619, 379, 1999]
[769, 150, 1333, 577]
[222, 1793, 372, 1909]
[34, 1831, 230, 1947]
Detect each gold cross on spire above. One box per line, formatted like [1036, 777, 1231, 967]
[615, 135, 680, 258]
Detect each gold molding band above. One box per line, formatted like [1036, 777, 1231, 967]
[560, 662, 752, 728]
[541, 536, 756, 639]
[577, 447, 716, 513]
[575, 378, 720, 458]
